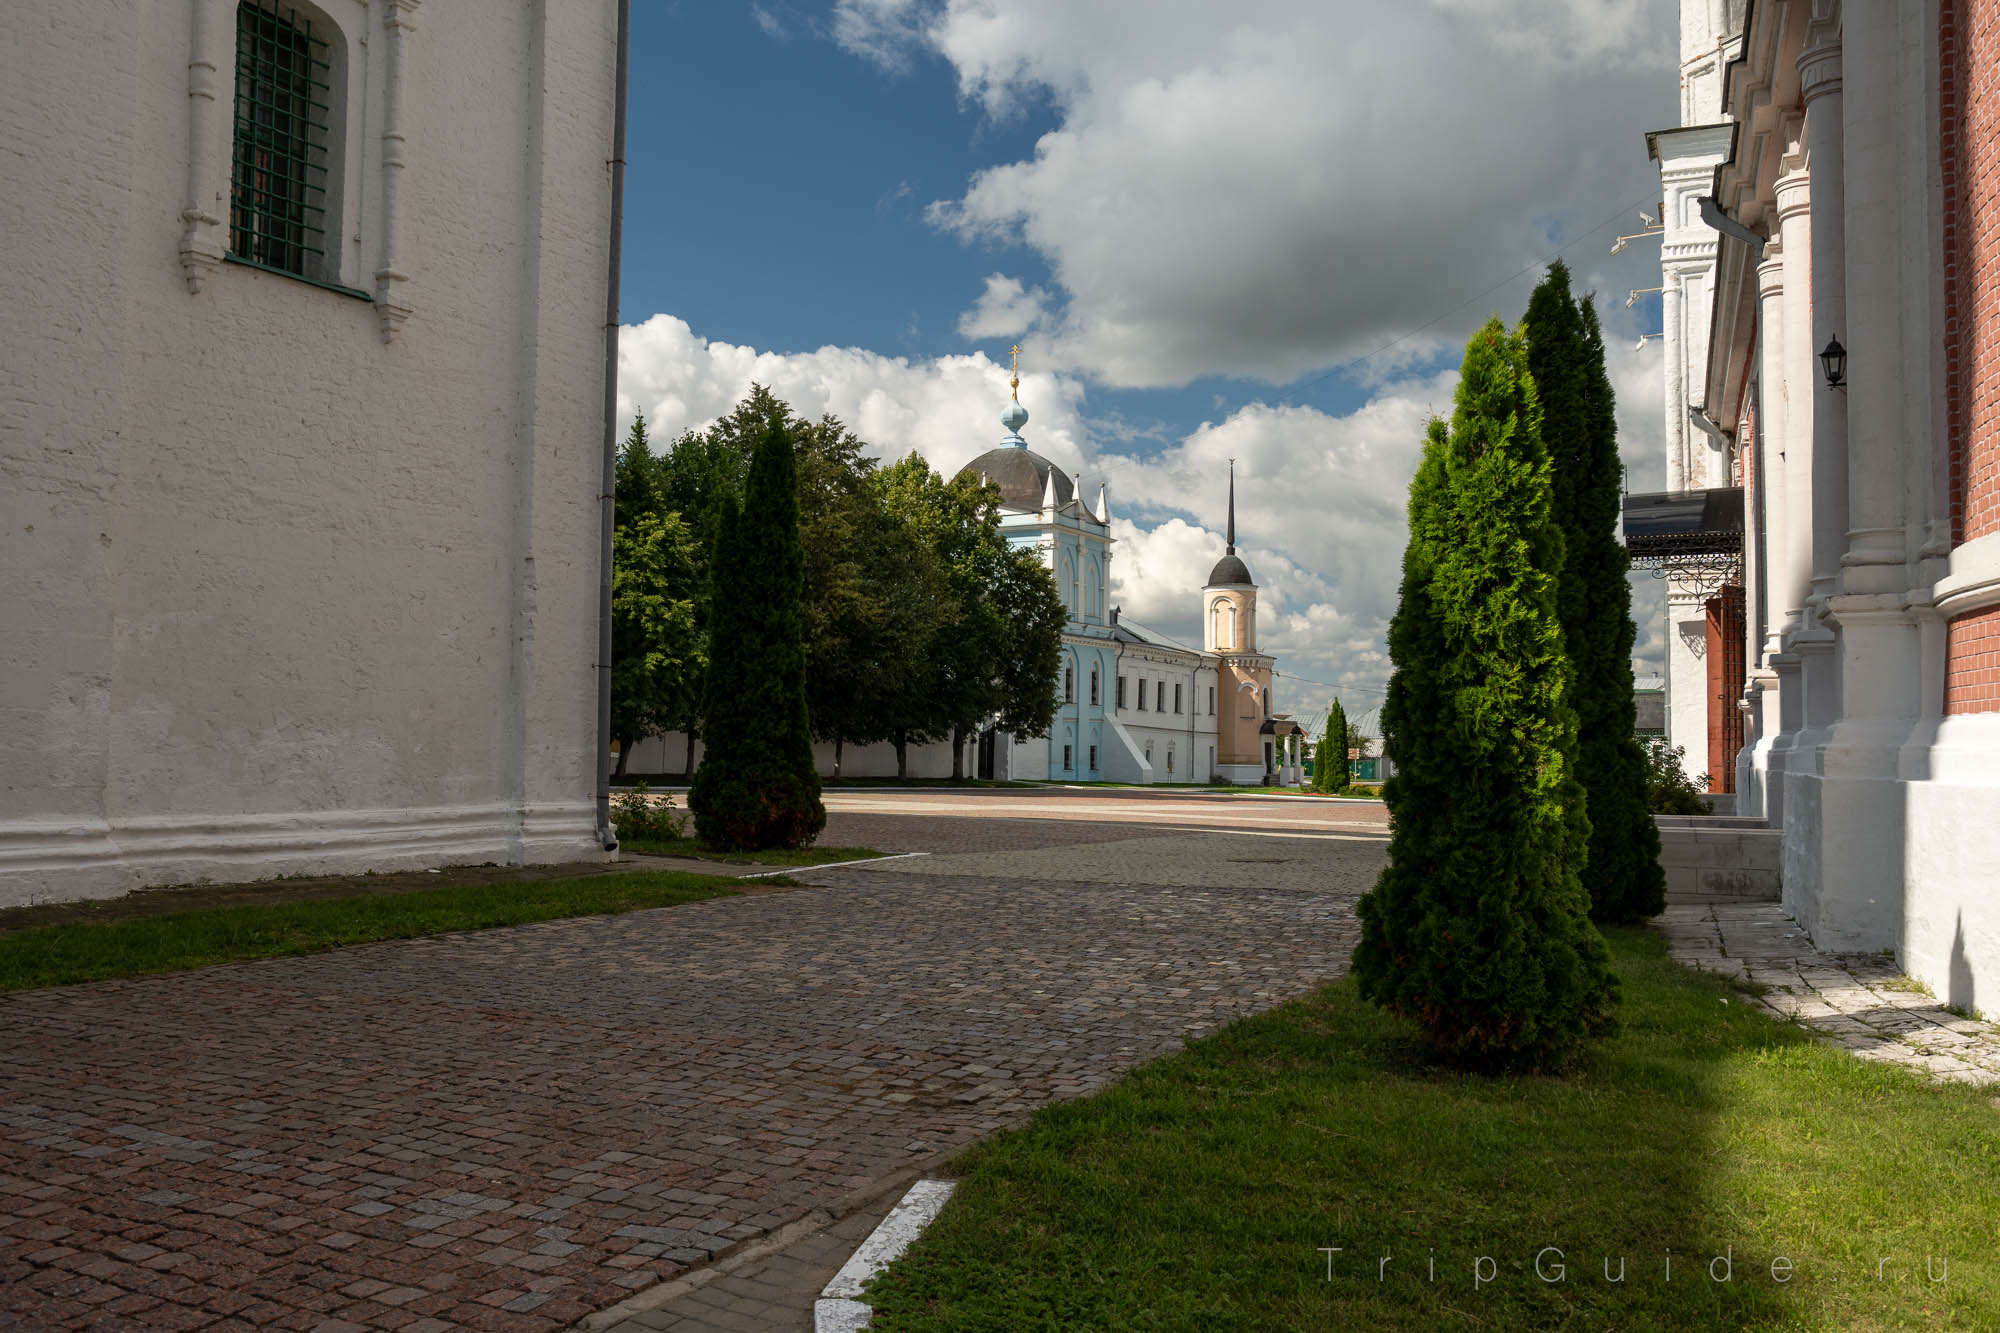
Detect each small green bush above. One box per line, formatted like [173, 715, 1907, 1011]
[611, 781, 686, 842]
[1642, 737, 1710, 815]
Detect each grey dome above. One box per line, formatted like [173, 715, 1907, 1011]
[961, 446, 1074, 511]
[1206, 552, 1254, 587]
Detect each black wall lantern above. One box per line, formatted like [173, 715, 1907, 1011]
[1819, 336, 1847, 390]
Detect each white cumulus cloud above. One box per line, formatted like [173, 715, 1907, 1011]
[835, 0, 1675, 388]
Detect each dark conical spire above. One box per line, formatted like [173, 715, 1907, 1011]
[1226, 459, 1236, 552]
[1206, 459, 1254, 587]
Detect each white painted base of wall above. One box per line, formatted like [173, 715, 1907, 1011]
[0, 802, 605, 909]
[1215, 763, 1266, 786]
[1902, 713, 2000, 1014]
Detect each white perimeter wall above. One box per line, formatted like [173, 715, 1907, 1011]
[0, 0, 618, 904]
[619, 734, 968, 781]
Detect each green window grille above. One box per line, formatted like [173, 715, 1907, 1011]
[230, 1, 331, 277]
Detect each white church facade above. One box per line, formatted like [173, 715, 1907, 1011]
[957, 380, 1304, 787]
[1, 0, 623, 906]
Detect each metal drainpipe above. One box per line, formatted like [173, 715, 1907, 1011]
[593, 0, 631, 853]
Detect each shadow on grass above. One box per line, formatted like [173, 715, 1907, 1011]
[866, 927, 1996, 1331]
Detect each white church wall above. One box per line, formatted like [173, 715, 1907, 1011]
[1665, 591, 1711, 786]
[1101, 720, 1153, 783]
[1, 0, 618, 905]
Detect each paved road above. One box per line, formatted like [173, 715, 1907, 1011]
[0, 790, 1385, 1332]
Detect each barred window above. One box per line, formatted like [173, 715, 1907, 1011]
[231, 2, 332, 278]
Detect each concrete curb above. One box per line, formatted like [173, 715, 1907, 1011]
[738, 852, 930, 880]
[572, 1149, 960, 1331]
[814, 1180, 957, 1332]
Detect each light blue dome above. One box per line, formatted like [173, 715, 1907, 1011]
[1001, 399, 1029, 438]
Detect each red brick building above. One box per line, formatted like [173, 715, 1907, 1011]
[1645, 0, 2000, 1007]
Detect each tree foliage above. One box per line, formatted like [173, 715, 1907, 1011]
[1317, 698, 1351, 792]
[1352, 318, 1617, 1072]
[1523, 262, 1666, 923]
[611, 385, 1067, 783]
[610, 512, 700, 776]
[687, 417, 825, 849]
[878, 455, 1066, 776]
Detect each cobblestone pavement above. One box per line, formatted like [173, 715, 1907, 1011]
[1661, 902, 2000, 1086]
[0, 795, 1380, 1332]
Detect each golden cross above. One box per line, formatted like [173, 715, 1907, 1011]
[1009, 344, 1022, 400]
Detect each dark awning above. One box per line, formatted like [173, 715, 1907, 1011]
[1622, 487, 1743, 562]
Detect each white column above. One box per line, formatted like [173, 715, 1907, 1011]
[178, 0, 230, 292]
[1662, 274, 1687, 493]
[1810, 0, 1920, 952]
[1741, 246, 1792, 823]
[373, 0, 420, 341]
[1774, 151, 1816, 647]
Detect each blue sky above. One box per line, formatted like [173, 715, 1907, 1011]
[615, 0, 1682, 728]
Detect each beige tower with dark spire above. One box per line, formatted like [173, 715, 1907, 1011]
[1203, 463, 1277, 783]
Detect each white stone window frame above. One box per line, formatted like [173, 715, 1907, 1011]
[180, 0, 418, 340]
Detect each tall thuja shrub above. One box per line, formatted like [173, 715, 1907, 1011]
[1352, 319, 1616, 1071]
[1523, 264, 1666, 922]
[688, 420, 826, 850]
[1324, 698, 1351, 791]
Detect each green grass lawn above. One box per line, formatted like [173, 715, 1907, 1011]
[868, 927, 2000, 1331]
[0, 870, 741, 994]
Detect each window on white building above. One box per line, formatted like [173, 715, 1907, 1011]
[1166, 743, 1175, 774]
[1137, 677, 1147, 711]
[1208, 685, 1216, 715]
[1174, 682, 1183, 714]
[231, 0, 341, 280]
[1117, 676, 1127, 708]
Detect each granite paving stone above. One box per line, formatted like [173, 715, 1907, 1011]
[1662, 901, 2000, 1086]
[0, 802, 1379, 1332]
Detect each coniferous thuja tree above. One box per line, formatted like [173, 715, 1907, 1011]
[688, 418, 826, 850]
[1523, 263, 1666, 922]
[1352, 318, 1616, 1071]
[1324, 697, 1351, 792]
